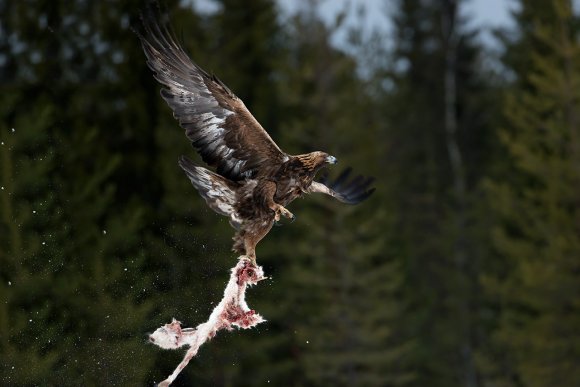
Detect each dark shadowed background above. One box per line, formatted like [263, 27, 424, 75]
[1, 0, 579, 386]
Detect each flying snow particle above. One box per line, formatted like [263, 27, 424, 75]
[11, 128, 15, 133]
[29, 319, 32, 322]
[8, 281, 11, 286]
[124, 268, 128, 271]
[102, 230, 107, 235]
[32, 210, 36, 214]
[306, 340, 309, 344]
[1, 187, 4, 190]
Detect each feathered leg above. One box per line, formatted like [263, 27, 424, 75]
[245, 222, 274, 265]
[232, 220, 274, 265]
[232, 180, 295, 264]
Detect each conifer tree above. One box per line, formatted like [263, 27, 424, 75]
[383, 1, 497, 385]
[211, 0, 282, 134]
[1, 0, 164, 383]
[256, 8, 414, 386]
[0, 95, 62, 385]
[483, 1, 580, 386]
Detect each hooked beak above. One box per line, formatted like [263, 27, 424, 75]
[326, 155, 338, 164]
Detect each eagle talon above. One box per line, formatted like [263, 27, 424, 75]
[278, 206, 294, 220]
[246, 253, 257, 267]
[272, 205, 294, 223]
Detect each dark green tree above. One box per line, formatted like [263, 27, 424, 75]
[0, 0, 168, 383]
[382, 1, 498, 386]
[0, 95, 62, 385]
[251, 6, 414, 386]
[483, 1, 580, 386]
[211, 0, 282, 134]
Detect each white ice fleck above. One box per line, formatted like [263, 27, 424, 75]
[32, 210, 36, 214]
[102, 230, 107, 235]
[306, 340, 309, 344]
[8, 281, 11, 286]
[29, 319, 32, 322]
[11, 128, 15, 133]
[42, 242, 46, 245]
[1, 142, 3, 145]
[124, 268, 127, 271]
[1, 187, 4, 190]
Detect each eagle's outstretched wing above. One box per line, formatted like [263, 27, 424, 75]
[310, 168, 375, 204]
[137, 4, 287, 181]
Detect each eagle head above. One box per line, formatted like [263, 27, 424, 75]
[296, 151, 338, 173]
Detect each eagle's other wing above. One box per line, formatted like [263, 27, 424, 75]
[310, 167, 375, 204]
[137, 5, 287, 181]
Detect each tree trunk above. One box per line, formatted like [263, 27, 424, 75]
[441, 1, 476, 387]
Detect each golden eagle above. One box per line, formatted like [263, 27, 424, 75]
[137, 7, 374, 264]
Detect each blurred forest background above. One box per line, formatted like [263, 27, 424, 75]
[1, 0, 579, 386]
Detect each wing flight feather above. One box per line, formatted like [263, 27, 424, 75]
[137, 3, 287, 181]
[310, 168, 375, 204]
